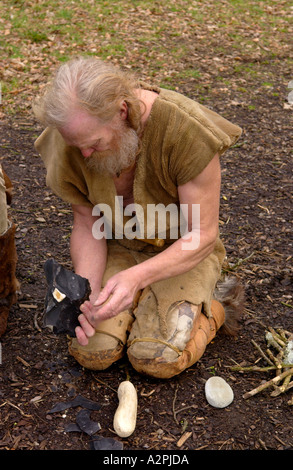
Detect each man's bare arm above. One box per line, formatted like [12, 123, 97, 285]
[70, 204, 107, 343]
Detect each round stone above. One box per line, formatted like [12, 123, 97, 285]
[205, 376, 234, 408]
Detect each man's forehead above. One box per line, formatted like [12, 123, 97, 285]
[65, 108, 103, 129]
[59, 111, 104, 144]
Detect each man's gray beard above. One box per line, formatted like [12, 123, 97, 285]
[85, 127, 139, 177]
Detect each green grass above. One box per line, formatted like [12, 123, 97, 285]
[0, 0, 291, 116]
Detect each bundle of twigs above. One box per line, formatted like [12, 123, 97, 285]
[230, 327, 293, 404]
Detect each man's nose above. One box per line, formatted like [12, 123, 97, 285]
[81, 148, 94, 158]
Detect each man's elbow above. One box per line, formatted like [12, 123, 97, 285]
[198, 225, 219, 256]
[181, 227, 217, 255]
[205, 234, 218, 256]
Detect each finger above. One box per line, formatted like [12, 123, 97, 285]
[93, 295, 131, 322]
[78, 313, 96, 337]
[80, 300, 93, 315]
[94, 288, 113, 307]
[75, 326, 89, 346]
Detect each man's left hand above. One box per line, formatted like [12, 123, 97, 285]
[76, 269, 140, 345]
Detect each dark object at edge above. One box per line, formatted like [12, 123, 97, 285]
[43, 258, 91, 337]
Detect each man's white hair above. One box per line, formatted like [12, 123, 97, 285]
[33, 56, 142, 132]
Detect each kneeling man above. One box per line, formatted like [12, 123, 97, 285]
[34, 56, 243, 378]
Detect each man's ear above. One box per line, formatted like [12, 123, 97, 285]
[120, 101, 128, 120]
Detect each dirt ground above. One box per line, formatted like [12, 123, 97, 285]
[0, 56, 292, 451]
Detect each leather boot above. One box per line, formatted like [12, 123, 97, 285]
[68, 310, 134, 370]
[0, 221, 19, 337]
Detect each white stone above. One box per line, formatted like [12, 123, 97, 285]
[205, 376, 234, 408]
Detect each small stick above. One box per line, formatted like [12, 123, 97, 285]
[266, 349, 283, 384]
[267, 327, 286, 348]
[270, 380, 293, 397]
[276, 328, 289, 342]
[243, 368, 293, 399]
[3, 400, 33, 418]
[172, 383, 179, 424]
[230, 362, 293, 372]
[283, 330, 293, 339]
[16, 356, 30, 367]
[91, 373, 118, 393]
[230, 365, 276, 372]
[266, 348, 281, 370]
[280, 372, 293, 392]
[177, 431, 193, 448]
[251, 339, 274, 366]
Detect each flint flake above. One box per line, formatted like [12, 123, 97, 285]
[48, 394, 101, 413]
[43, 258, 91, 336]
